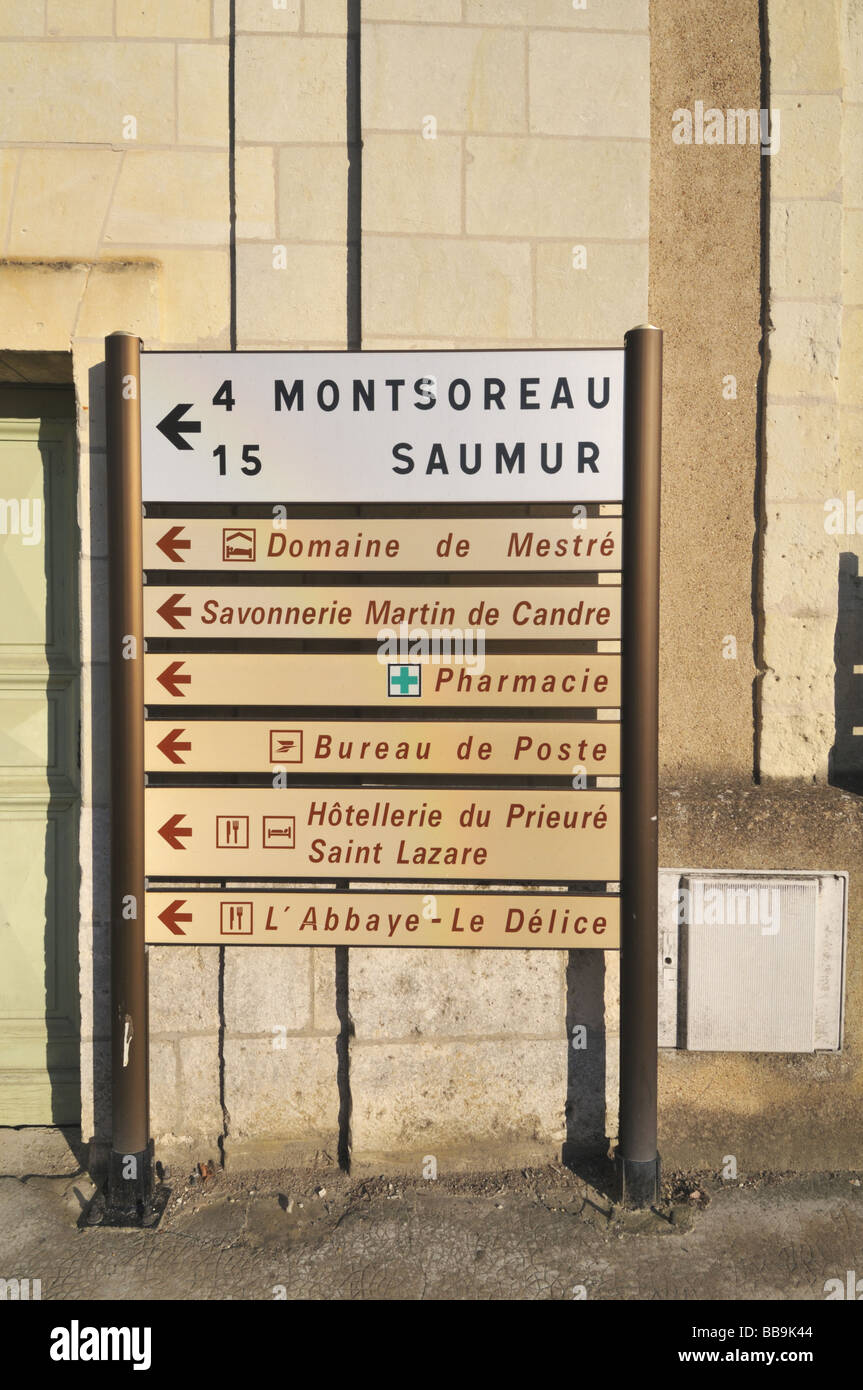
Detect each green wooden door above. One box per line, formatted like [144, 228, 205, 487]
[0, 402, 80, 1124]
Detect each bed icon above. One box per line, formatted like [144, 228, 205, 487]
[222, 527, 256, 561]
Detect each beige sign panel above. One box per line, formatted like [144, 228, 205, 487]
[144, 719, 620, 775]
[143, 517, 622, 572]
[145, 787, 619, 881]
[144, 651, 621, 707]
[145, 890, 619, 948]
[143, 585, 621, 639]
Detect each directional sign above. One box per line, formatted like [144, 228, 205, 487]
[151, 524, 192, 563]
[156, 402, 202, 450]
[144, 584, 621, 639]
[144, 719, 621, 775]
[145, 890, 619, 947]
[138, 346, 629, 948]
[143, 517, 622, 572]
[144, 651, 621, 708]
[140, 350, 624, 504]
[145, 787, 620, 881]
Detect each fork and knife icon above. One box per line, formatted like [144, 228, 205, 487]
[217, 816, 248, 848]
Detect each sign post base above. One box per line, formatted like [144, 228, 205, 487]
[616, 1150, 661, 1209]
[83, 1143, 170, 1229]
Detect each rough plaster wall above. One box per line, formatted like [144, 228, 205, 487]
[648, 0, 762, 782]
[657, 780, 863, 1172]
[761, 0, 863, 781]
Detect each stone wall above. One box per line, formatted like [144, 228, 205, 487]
[224, 0, 650, 1170]
[1, 0, 860, 1176]
[0, 2, 649, 1170]
[761, 0, 863, 781]
[0, 2, 231, 1161]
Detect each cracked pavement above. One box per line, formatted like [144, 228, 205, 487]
[1, 1165, 861, 1301]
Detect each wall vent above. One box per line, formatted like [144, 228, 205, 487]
[658, 870, 847, 1052]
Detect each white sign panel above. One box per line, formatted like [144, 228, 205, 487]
[140, 350, 624, 504]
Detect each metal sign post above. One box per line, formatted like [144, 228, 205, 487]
[102, 332, 163, 1224]
[100, 330, 661, 1219]
[617, 325, 663, 1207]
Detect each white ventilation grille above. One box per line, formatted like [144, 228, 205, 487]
[658, 870, 846, 1053]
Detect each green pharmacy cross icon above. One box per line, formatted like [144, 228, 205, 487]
[387, 663, 421, 698]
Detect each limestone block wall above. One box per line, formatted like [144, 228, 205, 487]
[233, 1, 351, 347]
[646, 0, 863, 1174]
[348, 2, 649, 1168]
[27, 4, 863, 1172]
[361, 2, 649, 351]
[9, 0, 862, 1177]
[231, 2, 646, 1169]
[223, 2, 649, 1170]
[0, 2, 650, 1171]
[761, 0, 863, 781]
[0, 4, 231, 1161]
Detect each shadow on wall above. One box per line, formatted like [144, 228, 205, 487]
[564, 948, 612, 1194]
[830, 553, 863, 793]
[35, 411, 83, 1144]
[86, 360, 112, 1168]
[346, 0, 361, 351]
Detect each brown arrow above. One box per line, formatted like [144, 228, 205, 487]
[158, 813, 192, 850]
[156, 593, 192, 630]
[158, 899, 192, 936]
[156, 660, 191, 698]
[156, 728, 192, 765]
[156, 525, 191, 564]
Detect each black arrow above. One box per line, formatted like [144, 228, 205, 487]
[156, 403, 201, 451]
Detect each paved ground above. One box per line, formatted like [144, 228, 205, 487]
[1, 1161, 861, 1302]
